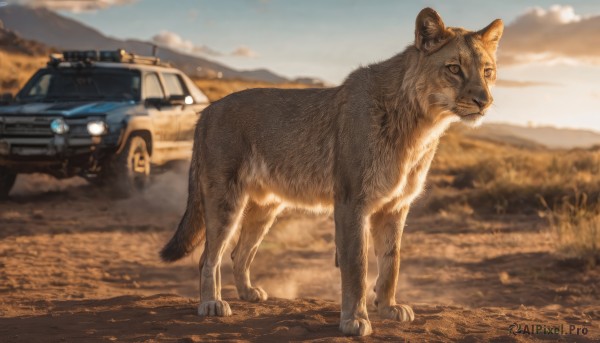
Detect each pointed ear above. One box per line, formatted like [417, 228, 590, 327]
[478, 19, 504, 53]
[415, 8, 452, 54]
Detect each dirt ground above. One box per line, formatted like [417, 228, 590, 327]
[0, 172, 598, 342]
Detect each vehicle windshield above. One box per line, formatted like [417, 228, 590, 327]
[18, 68, 141, 102]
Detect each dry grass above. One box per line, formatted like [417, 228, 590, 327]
[429, 130, 600, 215]
[541, 193, 600, 265]
[193, 78, 314, 102]
[0, 51, 46, 94]
[429, 131, 600, 262]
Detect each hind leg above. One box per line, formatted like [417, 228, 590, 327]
[197, 181, 248, 317]
[231, 201, 282, 302]
[370, 207, 414, 322]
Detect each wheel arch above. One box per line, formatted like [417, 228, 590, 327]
[117, 117, 154, 156]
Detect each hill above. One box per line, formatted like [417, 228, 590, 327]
[0, 4, 295, 83]
[0, 22, 51, 56]
[0, 26, 47, 94]
[452, 124, 545, 150]
[475, 122, 600, 149]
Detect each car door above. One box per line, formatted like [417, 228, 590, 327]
[162, 72, 206, 143]
[180, 73, 210, 139]
[143, 72, 177, 162]
[160, 72, 206, 159]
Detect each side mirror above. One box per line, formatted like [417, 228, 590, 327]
[145, 97, 166, 109]
[0, 92, 14, 105]
[168, 95, 194, 106]
[168, 94, 186, 106]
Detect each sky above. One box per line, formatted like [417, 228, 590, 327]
[9, 0, 600, 131]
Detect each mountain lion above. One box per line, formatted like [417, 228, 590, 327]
[161, 7, 503, 336]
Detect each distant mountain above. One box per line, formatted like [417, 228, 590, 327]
[469, 123, 600, 149]
[292, 77, 330, 87]
[0, 21, 50, 56]
[0, 5, 290, 83]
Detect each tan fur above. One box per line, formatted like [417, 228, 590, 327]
[161, 7, 503, 336]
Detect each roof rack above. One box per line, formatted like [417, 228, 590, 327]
[47, 49, 171, 67]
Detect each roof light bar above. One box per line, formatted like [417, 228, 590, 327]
[47, 49, 168, 67]
[99, 50, 126, 62]
[63, 50, 99, 62]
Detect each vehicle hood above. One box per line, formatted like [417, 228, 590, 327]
[0, 101, 136, 117]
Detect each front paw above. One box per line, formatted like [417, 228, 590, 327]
[379, 304, 414, 322]
[239, 286, 268, 302]
[339, 318, 372, 336]
[198, 300, 232, 317]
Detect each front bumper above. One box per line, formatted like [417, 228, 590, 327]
[0, 135, 115, 177]
[0, 115, 120, 176]
[0, 135, 100, 155]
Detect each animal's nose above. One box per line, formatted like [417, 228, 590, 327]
[472, 91, 492, 110]
[472, 97, 485, 109]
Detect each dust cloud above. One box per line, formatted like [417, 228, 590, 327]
[9, 163, 191, 217]
[11, 174, 88, 196]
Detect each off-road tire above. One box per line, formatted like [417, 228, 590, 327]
[103, 135, 150, 199]
[0, 167, 17, 200]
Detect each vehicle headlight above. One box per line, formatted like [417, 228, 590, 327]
[87, 120, 107, 136]
[50, 118, 69, 134]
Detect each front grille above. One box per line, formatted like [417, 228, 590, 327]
[0, 115, 100, 159]
[2, 116, 55, 138]
[0, 116, 91, 138]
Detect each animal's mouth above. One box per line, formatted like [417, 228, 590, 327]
[451, 105, 487, 121]
[459, 112, 484, 121]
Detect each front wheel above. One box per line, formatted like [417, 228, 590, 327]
[102, 135, 150, 198]
[0, 167, 17, 199]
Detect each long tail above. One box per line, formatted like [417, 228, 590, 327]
[160, 144, 205, 262]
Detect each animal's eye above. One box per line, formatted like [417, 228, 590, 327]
[484, 68, 494, 78]
[447, 65, 460, 74]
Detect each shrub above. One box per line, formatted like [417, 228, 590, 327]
[541, 193, 600, 266]
[430, 135, 600, 215]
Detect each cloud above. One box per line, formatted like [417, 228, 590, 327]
[10, 0, 137, 12]
[499, 5, 600, 66]
[152, 30, 258, 59]
[151, 31, 222, 57]
[231, 45, 258, 58]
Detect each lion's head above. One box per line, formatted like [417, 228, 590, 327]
[413, 8, 504, 126]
